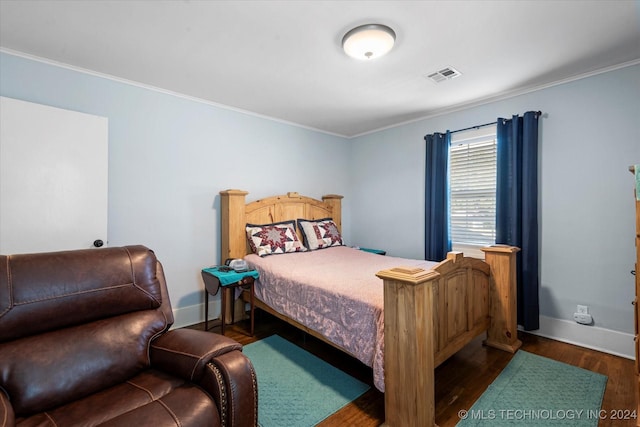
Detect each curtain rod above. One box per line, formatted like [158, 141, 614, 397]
[450, 120, 496, 135]
[449, 110, 543, 135]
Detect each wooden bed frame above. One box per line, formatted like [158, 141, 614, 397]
[220, 189, 521, 427]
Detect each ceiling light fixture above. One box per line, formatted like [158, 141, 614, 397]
[342, 24, 396, 60]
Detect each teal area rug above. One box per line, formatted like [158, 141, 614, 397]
[457, 350, 607, 426]
[243, 335, 370, 427]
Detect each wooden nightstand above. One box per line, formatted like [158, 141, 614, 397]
[630, 165, 640, 425]
[201, 267, 259, 336]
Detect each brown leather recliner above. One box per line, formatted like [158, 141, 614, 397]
[0, 245, 258, 427]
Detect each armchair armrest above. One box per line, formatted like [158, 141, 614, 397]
[1, 390, 15, 427]
[150, 329, 258, 427]
[150, 329, 242, 381]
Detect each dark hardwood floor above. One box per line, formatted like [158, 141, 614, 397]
[187, 311, 636, 426]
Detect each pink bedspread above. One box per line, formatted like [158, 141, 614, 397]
[244, 246, 437, 392]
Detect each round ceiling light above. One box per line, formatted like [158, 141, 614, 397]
[342, 24, 396, 60]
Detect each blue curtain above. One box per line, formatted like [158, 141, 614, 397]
[496, 111, 540, 330]
[424, 131, 451, 261]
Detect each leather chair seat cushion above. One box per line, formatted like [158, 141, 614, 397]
[15, 369, 220, 427]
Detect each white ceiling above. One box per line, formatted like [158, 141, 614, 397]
[1, 1, 639, 137]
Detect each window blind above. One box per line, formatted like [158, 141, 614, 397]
[449, 130, 497, 247]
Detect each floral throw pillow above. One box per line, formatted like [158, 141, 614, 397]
[246, 221, 307, 257]
[297, 218, 344, 250]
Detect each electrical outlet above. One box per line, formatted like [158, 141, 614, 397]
[573, 312, 593, 325]
[577, 305, 589, 314]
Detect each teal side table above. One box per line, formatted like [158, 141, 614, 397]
[359, 247, 386, 256]
[201, 267, 259, 336]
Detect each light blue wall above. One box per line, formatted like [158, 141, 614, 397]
[350, 64, 640, 334]
[0, 52, 351, 320]
[3, 50, 639, 336]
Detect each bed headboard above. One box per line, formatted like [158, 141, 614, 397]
[219, 190, 343, 261]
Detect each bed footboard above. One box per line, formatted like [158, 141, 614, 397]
[377, 246, 520, 427]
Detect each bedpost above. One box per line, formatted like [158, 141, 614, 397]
[220, 189, 249, 262]
[322, 194, 343, 232]
[481, 245, 522, 353]
[376, 267, 440, 427]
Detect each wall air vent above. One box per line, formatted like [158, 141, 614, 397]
[425, 67, 462, 83]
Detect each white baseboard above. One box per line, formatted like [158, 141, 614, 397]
[170, 300, 221, 330]
[171, 306, 635, 360]
[522, 315, 634, 360]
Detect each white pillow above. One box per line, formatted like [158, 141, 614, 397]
[297, 218, 344, 250]
[246, 220, 307, 257]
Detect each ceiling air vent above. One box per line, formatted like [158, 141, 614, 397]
[425, 67, 462, 83]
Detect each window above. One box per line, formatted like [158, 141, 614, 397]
[449, 127, 497, 257]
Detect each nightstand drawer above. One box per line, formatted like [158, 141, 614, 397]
[635, 298, 639, 336]
[636, 334, 639, 375]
